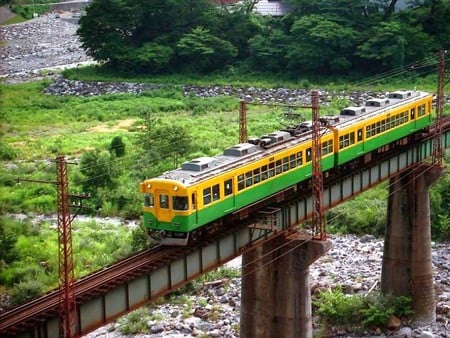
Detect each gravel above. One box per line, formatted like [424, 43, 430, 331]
[0, 12, 93, 84]
[83, 235, 450, 338]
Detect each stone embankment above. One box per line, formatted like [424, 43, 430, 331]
[84, 234, 449, 338]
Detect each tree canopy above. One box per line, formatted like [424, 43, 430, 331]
[77, 0, 449, 75]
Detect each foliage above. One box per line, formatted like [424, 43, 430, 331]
[10, 4, 50, 19]
[135, 112, 195, 179]
[177, 26, 238, 73]
[10, 279, 44, 306]
[327, 185, 387, 236]
[430, 174, 450, 241]
[314, 289, 414, 332]
[0, 217, 19, 265]
[109, 135, 126, 157]
[76, 0, 448, 75]
[117, 306, 152, 335]
[77, 149, 121, 197]
[313, 288, 365, 326]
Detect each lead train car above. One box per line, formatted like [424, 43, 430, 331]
[139, 90, 433, 245]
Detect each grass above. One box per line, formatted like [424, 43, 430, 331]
[1, 14, 27, 25]
[62, 64, 440, 93]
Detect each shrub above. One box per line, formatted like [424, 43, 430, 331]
[118, 307, 151, 335]
[314, 289, 414, 332]
[314, 288, 364, 327]
[10, 280, 44, 306]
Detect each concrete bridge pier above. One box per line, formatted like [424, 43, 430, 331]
[240, 234, 331, 338]
[382, 163, 445, 325]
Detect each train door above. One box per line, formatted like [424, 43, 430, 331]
[155, 189, 172, 222]
[191, 192, 199, 224]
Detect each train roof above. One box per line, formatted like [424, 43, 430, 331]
[152, 90, 431, 187]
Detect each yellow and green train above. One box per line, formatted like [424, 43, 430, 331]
[139, 90, 433, 245]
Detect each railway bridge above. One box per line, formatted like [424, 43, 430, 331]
[1, 119, 449, 338]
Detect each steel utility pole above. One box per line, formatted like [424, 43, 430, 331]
[239, 101, 248, 143]
[432, 49, 446, 166]
[311, 90, 326, 240]
[56, 156, 78, 338]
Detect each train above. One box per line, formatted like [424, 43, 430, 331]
[139, 90, 433, 245]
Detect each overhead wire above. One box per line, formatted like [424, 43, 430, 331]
[238, 54, 448, 275]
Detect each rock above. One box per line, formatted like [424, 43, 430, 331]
[388, 315, 403, 330]
[149, 324, 165, 334]
[392, 327, 413, 338]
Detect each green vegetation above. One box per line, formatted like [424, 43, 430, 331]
[0, 70, 448, 310]
[76, 0, 449, 76]
[0, 216, 135, 306]
[313, 288, 413, 333]
[9, 4, 50, 20]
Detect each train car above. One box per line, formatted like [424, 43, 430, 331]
[139, 90, 433, 245]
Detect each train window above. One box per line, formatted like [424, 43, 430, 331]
[418, 104, 426, 117]
[339, 135, 347, 149]
[381, 120, 386, 132]
[357, 129, 363, 142]
[238, 174, 245, 191]
[269, 162, 275, 177]
[402, 111, 408, 123]
[322, 140, 333, 155]
[282, 157, 289, 172]
[290, 154, 296, 169]
[376, 121, 381, 135]
[306, 148, 312, 162]
[173, 196, 188, 210]
[253, 168, 261, 184]
[224, 179, 233, 196]
[160, 194, 169, 209]
[410, 108, 415, 120]
[246, 171, 253, 187]
[212, 184, 220, 201]
[261, 165, 268, 181]
[144, 193, 154, 207]
[297, 152, 303, 166]
[203, 187, 212, 205]
[276, 160, 282, 174]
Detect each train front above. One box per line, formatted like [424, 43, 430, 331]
[139, 178, 195, 246]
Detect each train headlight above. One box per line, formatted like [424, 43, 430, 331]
[173, 186, 178, 191]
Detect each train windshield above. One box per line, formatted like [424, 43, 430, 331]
[173, 196, 189, 211]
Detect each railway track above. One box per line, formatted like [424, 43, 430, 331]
[2, 117, 449, 336]
[0, 244, 188, 335]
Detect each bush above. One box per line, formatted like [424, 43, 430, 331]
[314, 289, 414, 332]
[314, 288, 364, 327]
[10, 280, 44, 306]
[118, 307, 151, 335]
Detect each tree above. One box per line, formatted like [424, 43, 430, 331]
[109, 136, 126, 157]
[135, 112, 194, 179]
[78, 149, 120, 195]
[177, 26, 237, 72]
[287, 14, 357, 72]
[78, 0, 217, 72]
[356, 20, 432, 70]
[77, 0, 137, 67]
[248, 27, 290, 72]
